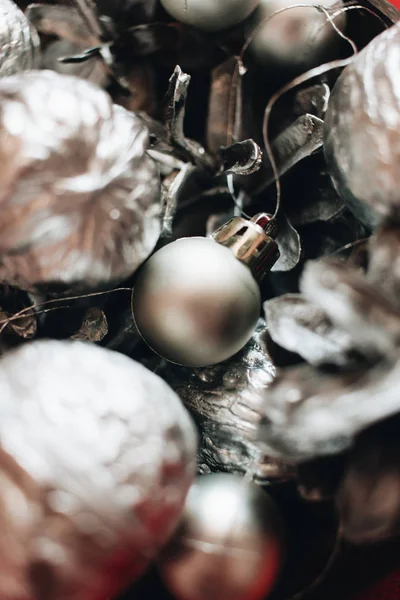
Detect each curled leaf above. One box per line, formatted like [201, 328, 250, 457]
[160, 163, 196, 237]
[219, 139, 262, 176]
[253, 114, 324, 194]
[271, 214, 302, 272]
[70, 307, 108, 342]
[164, 65, 215, 170]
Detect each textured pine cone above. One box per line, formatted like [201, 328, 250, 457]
[261, 221, 400, 543]
[0, 70, 161, 292]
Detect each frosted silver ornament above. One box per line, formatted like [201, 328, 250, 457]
[132, 214, 279, 368]
[248, 0, 346, 74]
[0, 0, 40, 77]
[159, 473, 283, 600]
[160, 0, 260, 32]
[162, 320, 293, 481]
[0, 339, 197, 600]
[0, 70, 161, 292]
[324, 21, 400, 227]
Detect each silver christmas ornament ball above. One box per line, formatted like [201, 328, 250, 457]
[132, 237, 261, 367]
[159, 473, 283, 600]
[160, 0, 260, 32]
[249, 0, 346, 73]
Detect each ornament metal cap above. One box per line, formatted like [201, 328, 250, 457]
[211, 213, 280, 283]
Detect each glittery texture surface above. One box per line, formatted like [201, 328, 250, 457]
[324, 21, 400, 226]
[0, 0, 40, 77]
[0, 340, 197, 599]
[162, 321, 293, 481]
[0, 70, 161, 291]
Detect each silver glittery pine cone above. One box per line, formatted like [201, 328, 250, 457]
[261, 227, 400, 543]
[161, 320, 294, 482]
[0, 0, 40, 76]
[0, 70, 162, 291]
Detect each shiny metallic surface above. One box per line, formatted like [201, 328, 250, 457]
[249, 0, 346, 73]
[160, 473, 283, 600]
[0, 70, 161, 291]
[324, 22, 400, 226]
[0, 339, 197, 600]
[0, 0, 40, 77]
[132, 237, 261, 367]
[211, 216, 280, 283]
[162, 320, 294, 481]
[160, 0, 260, 32]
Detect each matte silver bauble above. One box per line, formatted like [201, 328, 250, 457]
[159, 473, 283, 600]
[132, 237, 262, 367]
[249, 0, 346, 74]
[160, 0, 260, 32]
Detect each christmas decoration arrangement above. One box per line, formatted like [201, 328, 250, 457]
[0, 0, 400, 599]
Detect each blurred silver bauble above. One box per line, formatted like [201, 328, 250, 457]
[0, 339, 197, 599]
[160, 0, 260, 32]
[248, 0, 346, 74]
[132, 237, 261, 367]
[324, 22, 400, 228]
[0, 0, 40, 77]
[161, 319, 294, 481]
[0, 70, 161, 292]
[160, 473, 283, 600]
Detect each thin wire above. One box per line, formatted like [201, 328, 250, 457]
[239, 2, 387, 69]
[226, 174, 252, 219]
[263, 53, 356, 220]
[261, 10, 357, 219]
[0, 287, 132, 336]
[233, 2, 387, 222]
[329, 237, 370, 257]
[318, 5, 358, 54]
